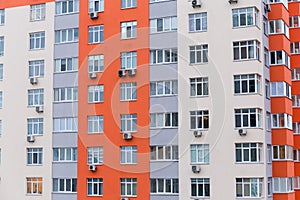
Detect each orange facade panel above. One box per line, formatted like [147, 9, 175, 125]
[294, 162, 300, 176]
[288, 2, 300, 16]
[272, 129, 294, 146]
[273, 193, 295, 200]
[268, 35, 290, 53]
[268, 3, 289, 24]
[272, 161, 294, 177]
[294, 135, 300, 149]
[290, 29, 300, 42]
[271, 98, 292, 114]
[0, 0, 53, 9]
[270, 65, 292, 84]
[291, 55, 300, 69]
[293, 108, 300, 122]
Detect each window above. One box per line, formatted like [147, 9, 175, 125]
[150, 179, 179, 194]
[294, 177, 300, 189]
[121, 52, 137, 69]
[270, 0, 288, 6]
[0, 120, 2, 137]
[269, 19, 289, 38]
[55, 0, 79, 15]
[120, 114, 137, 132]
[190, 144, 209, 164]
[53, 117, 78, 132]
[271, 82, 291, 98]
[53, 178, 77, 193]
[190, 45, 208, 64]
[0, 10, 5, 25]
[234, 74, 261, 94]
[234, 108, 262, 128]
[0, 91, 2, 108]
[290, 16, 300, 28]
[232, 7, 258, 28]
[150, 112, 178, 128]
[55, 28, 79, 44]
[121, 21, 137, 39]
[88, 85, 104, 103]
[189, 13, 207, 32]
[0, 64, 3, 80]
[266, 112, 271, 131]
[28, 89, 44, 106]
[29, 60, 44, 78]
[54, 57, 78, 72]
[263, 17, 268, 35]
[0, 36, 4, 56]
[30, 4, 45, 21]
[88, 54, 104, 73]
[120, 82, 136, 101]
[27, 148, 43, 165]
[292, 68, 300, 80]
[120, 146, 137, 164]
[291, 42, 300, 54]
[88, 147, 103, 165]
[293, 122, 300, 134]
[190, 77, 208, 96]
[233, 40, 260, 61]
[53, 147, 77, 162]
[150, 48, 177, 64]
[30, 32, 45, 50]
[54, 87, 78, 102]
[121, 178, 137, 196]
[267, 144, 272, 163]
[269, 50, 290, 67]
[121, 0, 136, 9]
[236, 178, 262, 197]
[265, 79, 270, 98]
[88, 0, 104, 13]
[292, 95, 300, 107]
[264, 48, 269, 66]
[273, 145, 293, 160]
[235, 143, 262, 163]
[27, 118, 43, 135]
[88, 116, 104, 133]
[293, 149, 300, 161]
[268, 177, 273, 196]
[27, 177, 43, 195]
[150, 80, 178, 96]
[87, 178, 103, 196]
[271, 113, 292, 129]
[273, 177, 294, 193]
[190, 110, 209, 130]
[150, 16, 177, 33]
[150, 145, 178, 161]
[191, 178, 210, 198]
[88, 25, 104, 44]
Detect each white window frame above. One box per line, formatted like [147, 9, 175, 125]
[120, 178, 137, 196]
[0, 36, 3, 56]
[87, 147, 103, 165]
[292, 95, 300, 107]
[120, 114, 137, 132]
[235, 143, 262, 163]
[190, 77, 209, 97]
[27, 177, 43, 195]
[0, 64, 3, 80]
[293, 122, 300, 134]
[54, 87, 78, 102]
[150, 178, 179, 194]
[150, 145, 178, 161]
[88, 85, 104, 103]
[53, 117, 78, 132]
[29, 32, 45, 50]
[189, 12, 207, 32]
[191, 178, 210, 198]
[28, 89, 44, 106]
[88, 54, 104, 73]
[121, 52, 137, 69]
[27, 118, 43, 136]
[236, 178, 263, 197]
[87, 178, 103, 196]
[150, 112, 178, 128]
[27, 148, 43, 165]
[271, 113, 292, 129]
[150, 80, 178, 96]
[190, 110, 209, 130]
[88, 115, 104, 134]
[120, 82, 137, 101]
[0, 91, 2, 109]
[234, 74, 261, 94]
[150, 48, 177, 64]
[269, 19, 289, 38]
[0, 10, 4, 25]
[88, 25, 104, 44]
[190, 144, 209, 164]
[150, 16, 177, 33]
[121, 21, 137, 39]
[266, 112, 271, 131]
[290, 15, 300, 28]
[233, 40, 260, 61]
[53, 147, 77, 162]
[269, 50, 290, 67]
[54, 57, 78, 73]
[190, 45, 208, 64]
[292, 68, 300, 80]
[293, 149, 300, 162]
[294, 177, 300, 189]
[272, 145, 293, 160]
[53, 178, 77, 193]
[273, 177, 294, 193]
[120, 146, 137, 164]
[232, 7, 258, 28]
[270, 81, 291, 98]
[55, 28, 79, 44]
[55, 0, 79, 15]
[88, 0, 104, 13]
[121, 0, 137, 9]
[234, 108, 262, 128]
[291, 42, 300, 54]
[30, 4, 45, 21]
[29, 60, 44, 78]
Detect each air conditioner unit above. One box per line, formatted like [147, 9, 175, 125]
[89, 165, 97, 172]
[35, 106, 44, 113]
[265, 4, 271, 12]
[118, 69, 126, 77]
[89, 72, 97, 79]
[193, 130, 202, 137]
[30, 77, 38, 85]
[27, 135, 35, 143]
[90, 12, 98, 19]
[192, 165, 201, 173]
[238, 129, 247, 136]
[123, 132, 132, 140]
[120, 198, 129, 200]
[228, 0, 238, 3]
[128, 69, 136, 76]
[191, 0, 201, 8]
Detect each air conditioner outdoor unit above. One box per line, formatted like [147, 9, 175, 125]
[118, 69, 126, 77]
[30, 77, 38, 85]
[27, 135, 35, 143]
[90, 12, 98, 19]
[123, 132, 132, 140]
[121, 198, 129, 200]
[238, 129, 247, 136]
[192, 165, 201, 173]
[35, 106, 44, 113]
[193, 130, 202, 137]
[128, 69, 136, 76]
[265, 4, 271, 12]
[228, 0, 238, 3]
[191, 0, 201, 8]
[89, 165, 97, 172]
[89, 72, 97, 79]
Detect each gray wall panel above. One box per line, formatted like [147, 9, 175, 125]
[150, 129, 178, 145]
[150, 32, 177, 49]
[150, 162, 178, 178]
[53, 102, 78, 117]
[151, 195, 178, 200]
[150, 64, 177, 81]
[53, 133, 77, 147]
[53, 163, 77, 177]
[150, 0, 177, 18]
[150, 96, 178, 113]
[54, 43, 78, 58]
[53, 72, 78, 87]
[55, 13, 79, 30]
[52, 194, 77, 200]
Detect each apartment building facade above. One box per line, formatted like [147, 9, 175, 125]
[0, 0, 300, 199]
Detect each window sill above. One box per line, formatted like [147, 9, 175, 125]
[234, 127, 263, 130]
[53, 101, 78, 104]
[88, 101, 104, 104]
[190, 163, 209, 165]
[29, 48, 45, 51]
[232, 25, 260, 30]
[53, 131, 78, 134]
[87, 163, 103, 166]
[54, 41, 78, 45]
[120, 99, 137, 102]
[54, 70, 78, 74]
[190, 129, 208, 131]
[188, 30, 208, 33]
[189, 62, 208, 66]
[120, 163, 137, 165]
[150, 127, 178, 130]
[88, 42, 104, 45]
[87, 132, 104, 134]
[150, 94, 178, 98]
[150, 62, 177, 66]
[150, 193, 179, 196]
[233, 58, 260, 63]
[52, 192, 77, 194]
[233, 93, 262, 96]
[190, 95, 209, 98]
[191, 197, 209, 199]
[52, 161, 77, 164]
[234, 162, 264, 165]
[150, 160, 178, 162]
[292, 79, 300, 82]
[120, 37, 137, 40]
[149, 0, 177, 4]
[30, 19, 46, 22]
[150, 30, 177, 35]
[120, 6, 137, 10]
[55, 12, 79, 16]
